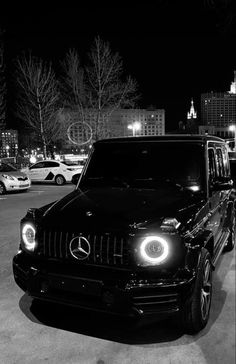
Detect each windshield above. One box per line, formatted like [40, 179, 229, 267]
[0, 162, 17, 172]
[80, 141, 204, 190]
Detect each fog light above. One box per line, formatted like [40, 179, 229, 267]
[140, 236, 169, 265]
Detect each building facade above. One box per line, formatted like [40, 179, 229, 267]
[111, 108, 165, 137]
[200, 71, 236, 139]
[61, 108, 165, 150]
[0, 130, 18, 158]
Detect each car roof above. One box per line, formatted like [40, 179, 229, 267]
[33, 160, 61, 163]
[95, 134, 225, 145]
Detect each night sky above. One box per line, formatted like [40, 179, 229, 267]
[1, 2, 236, 131]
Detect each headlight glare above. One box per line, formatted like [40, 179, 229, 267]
[140, 236, 169, 265]
[22, 223, 36, 251]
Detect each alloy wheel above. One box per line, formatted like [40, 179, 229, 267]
[201, 258, 212, 321]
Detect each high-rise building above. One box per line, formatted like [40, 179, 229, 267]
[0, 130, 18, 158]
[199, 71, 236, 139]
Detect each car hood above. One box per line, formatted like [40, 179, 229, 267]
[40, 186, 204, 232]
[1, 170, 28, 178]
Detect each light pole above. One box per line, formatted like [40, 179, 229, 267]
[127, 121, 141, 136]
[229, 124, 236, 151]
[6, 145, 10, 158]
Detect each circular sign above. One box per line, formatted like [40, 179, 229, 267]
[67, 121, 93, 146]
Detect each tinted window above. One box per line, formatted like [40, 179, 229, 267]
[216, 148, 224, 178]
[208, 148, 216, 181]
[81, 142, 204, 189]
[44, 161, 59, 168]
[30, 162, 45, 169]
[222, 147, 230, 177]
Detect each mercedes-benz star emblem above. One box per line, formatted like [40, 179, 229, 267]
[69, 236, 91, 260]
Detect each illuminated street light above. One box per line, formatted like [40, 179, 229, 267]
[6, 145, 10, 157]
[229, 124, 236, 151]
[127, 121, 141, 136]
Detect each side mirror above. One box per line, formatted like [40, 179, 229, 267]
[71, 174, 80, 185]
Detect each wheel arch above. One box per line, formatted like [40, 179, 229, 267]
[54, 174, 66, 184]
[0, 181, 6, 194]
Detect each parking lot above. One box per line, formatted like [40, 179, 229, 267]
[0, 184, 235, 364]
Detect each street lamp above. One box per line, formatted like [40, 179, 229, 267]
[229, 124, 236, 151]
[127, 121, 141, 136]
[6, 145, 10, 158]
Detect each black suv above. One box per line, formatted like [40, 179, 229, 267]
[13, 135, 235, 334]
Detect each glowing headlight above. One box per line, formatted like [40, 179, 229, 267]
[22, 223, 36, 252]
[140, 236, 169, 265]
[2, 174, 15, 180]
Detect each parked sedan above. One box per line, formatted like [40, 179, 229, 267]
[0, 161, 31, 195]
[26, 160, 82, 185]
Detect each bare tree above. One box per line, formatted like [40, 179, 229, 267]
[86, 36, 139, 140]
[61, 36, 139, 142]
[0, 29, 6, 130]
[60, 49, 87, 122]
[203, 0, 236, 33]
[15, 53, 61, 158]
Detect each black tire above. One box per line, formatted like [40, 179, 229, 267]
[224, 213, 235, 252]
[55, 175, 65, 185]
[0, 182, 6, 195]
[181, 248, 212, 334]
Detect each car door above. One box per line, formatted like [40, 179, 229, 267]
[207, 146, 225, 246]
[207, 145, 230, 255]
[43, 161, 60, 181]
[28, 162, 47, 181]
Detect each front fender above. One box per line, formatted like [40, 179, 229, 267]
[223, 200, 235, 229]
[184, 229, 213, 272]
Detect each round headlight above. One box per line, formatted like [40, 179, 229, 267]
[140, 236, 169, 264]
[22, 223, 36, 251]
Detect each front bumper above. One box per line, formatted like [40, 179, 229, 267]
[4, 179, 30, 191]
[13, 251, 196, 318]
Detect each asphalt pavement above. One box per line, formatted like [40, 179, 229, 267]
[0, 184, 235, 364]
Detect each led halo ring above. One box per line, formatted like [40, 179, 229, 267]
[140, 235, 169, 264]
[22, 223, 36, 251]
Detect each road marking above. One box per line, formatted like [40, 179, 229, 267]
[31, 190, 45, 193]
[0, 197, 7, 200]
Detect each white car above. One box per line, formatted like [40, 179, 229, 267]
[0, 161, 31, 195]
[26, 160, 82, 185]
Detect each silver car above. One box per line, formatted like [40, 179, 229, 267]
[0, 161, 31, 195]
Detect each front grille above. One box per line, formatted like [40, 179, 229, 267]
[37, 230, 129, 266]
[17, 176, 28, 181]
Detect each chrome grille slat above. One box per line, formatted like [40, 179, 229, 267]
[100, 235, 103, 264]
[48, 231, 51, 256]
[65, 232, 69, 258]
[59, 231, 63, 258]
[93, 235, 97, 263]
[113, 236, 117, 265]
[120, 238, 124, 265]
[107, 234, 110, 264]
[39, 230, 129, 266]
[54, 231, 57, 258]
